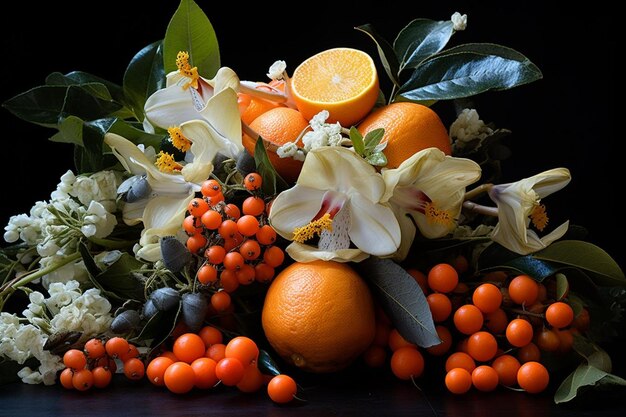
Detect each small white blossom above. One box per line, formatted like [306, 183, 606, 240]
[450, 108, 493, 144]
[277, 142, 300, 159]
[81, 201, 117, 239]
[301, 110, 345, 152]
[267, 60, 287, 80]
[18, 367, 42, 384]
[451, 12, 467, 31]
[71, 171, 120, 213]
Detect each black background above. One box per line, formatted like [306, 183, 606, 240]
[0, 1, 621, 268]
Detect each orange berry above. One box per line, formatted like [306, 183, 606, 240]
[63, 349, 87, 370]
[255, 225, 277, 245]
[517, 342, 541, 363]
[244, 172, 263, 191]
[72, 369, 94, 391]
[123, 357, 145, 380]
[517, 361, 549, 394]
[239, 239, 261, 261]
[236, 264, 256, 285]
[105, 337, 130, 359]
[472, 283, 503, 314]
[223, 203, 241, 221]
[237, 215, 260, 237]
[254, 262, 275, 283]
[60, 368, 74, 389]
[491, 354, 521, 386]
[545, 302, 574, 329]
[388, 328, 415, 351]
[263, 245, 285, 268]
[508, 275, 539, 306]
[201, 179, 221, 197]
[186, 234, 207, 254]
[236, 364, 265, 393]
[426, 293, 452, 322]
[146, 356, 174, 386]
[205, 245, 226, 264]
[191, 357, 218, 389]
[173, 333, 206, 364]
[453, 304, 484, 335]
[201, 210, 223, 230]
[215, 357, 245, 386]
[445, 368, 472, 394]
[472, 365, 499, 392]
[535, 328, 560, 352]
[223, 251, 245, 270]
[407, 268, 429, 295]
[427, 263, 458, 293]
[267, 374, 298, 404]
[188, 197, 209, 217]
[362, 345, 387, 368]
[206, 343, 227, 362]
[242, 196, 265, 216]
[197, 264, 218, 285]
[484, 308, 509, 334]
[445, 352, 476, 373]
[219, 269, 240, 293]
[164, 362, 196, 394]
[211, 291, 232, 312]
[426, 325, 452, 356]
[390, 347, 425, 380]
[198, 325, 223, 348]
[467, 331, 498, 362]
[218, 219, 239, 240]
[506, 318, 534, 347]
[225, 336, 260, 366]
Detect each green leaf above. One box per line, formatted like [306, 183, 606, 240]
[477, 243, 560, 281]
[534, 241, 626, 286]
[94, 253, 145, 301]
[393, 19, 454, 70]
[554, 363, 626, 403]
[3, 85, 122, 126]
[123, 41, 166, 120]
[556, 272, 569, 301]
[51, 116, 84, 146]
[106, 119, 165, 150]
[163, 0, 220, 77]
[254, 136, 289, 195]
[258, 349, 281, 377]
[46, 71, 126, 104]
[355, 24, 400, 86]
[355, 257, 440, 348]
[71, 118, 118, 173]
[398, 44, 542, 102]
[366, 152, 387, 167]
[349, 126, 365, 155]
[363, 128, 385, 150]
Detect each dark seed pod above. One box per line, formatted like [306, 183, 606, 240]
[181, 292, 209, 332]
[150, 287, 181, 311]
[236, 149, 256, 176]
[126, 176, 152, 202]
[111, 309, 141, 334]
[161, 236, 192, 273]
[212, 152, 230, 177]
[142, 299, 158, 319]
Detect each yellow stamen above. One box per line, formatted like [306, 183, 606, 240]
[168, 126, 192, 152]
[530, 204, 549, 232]
[292, 213, 333, 243]
[424, 202, 454, 227]
[154, 152, 183, 173]
[176, 51, 200, 90]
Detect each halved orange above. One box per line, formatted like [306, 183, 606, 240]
[290, 48, 379, 127]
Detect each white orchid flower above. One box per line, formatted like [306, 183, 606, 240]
[487, 168, 571, 255]
[382, 148, 482, 260]
[269, 146, 401, 262]
[144, 51, 240, 136]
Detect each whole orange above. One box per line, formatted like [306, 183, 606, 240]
[357, 102, 451, 169]
[242, 107, 309, 183]
[262, 261, 376, 373]
[238, 80, 286, 125]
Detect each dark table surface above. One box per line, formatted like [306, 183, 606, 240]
[2, 367, 625, 417]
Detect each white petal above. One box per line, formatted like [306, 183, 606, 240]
[519, 168, 571, 199]
[136, 242, 162, 262]
[142, 195, 192, 231]
[390, 207, 417, 262]
[268, 186, 326, 240]
[286, 242, 369, 263]
[121, 200, 147, 225]
[347, 195, 401, 256]
[298, 147, 386, 203]
[144, 85, 201, 129]
[197, 88, 243, 158]
[105, 133, 150, 176]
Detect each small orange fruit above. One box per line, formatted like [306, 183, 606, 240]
[290, 47, 379, 126]
[262, 261, 376, 373]
[242, 107, 309, 183]
[238, 80, 285, 125]
[357, 102, 451, 169]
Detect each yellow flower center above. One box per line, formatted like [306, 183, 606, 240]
[292, 213, 333, 243]
[167, 126, 192, 152]
[176, 51, 199, 90]
[530, 203, 549, 232]
[154, 152, 183, 173]
[424, 201, 454, 226]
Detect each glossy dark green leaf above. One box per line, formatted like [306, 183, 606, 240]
[46, 71, 125, 103]
[349, 127, 365, 155]
[355, 24, 400, 86]
[3, 85, 122, 126]
[123, 41, 166, 120]
[94, 253, 145, 301]
[356, 257, 440, 348]
[73, 120, 116, 173]
[258, 349, 281, 376]
[254, 136, 289, 195]
[554, 363, 626, 403]
[477, 242, 559, 281]
[556, 272, 569, 301]
[105, 118, 165, 150]
[534, 241, 626, 286]
[163, 0, 220, 77]
[398, 44, 542, 102]
[393, 19, 454, 70]
[51, 116, 84, 145]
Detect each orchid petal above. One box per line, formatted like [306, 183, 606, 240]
[347, 194, 400, 257]
[286, 242, 369, 263]
[121, 200, 147, 226]
[105, 133, 154, 176]
[268, 186, 326, 240]
[392, 207, 418, 262]
[298, 147, 386, 203]
[196, 88, 242, 158]
[144, 85, 201, 128]
[516, 168, 571, 198]
[143, 195, 192, 231]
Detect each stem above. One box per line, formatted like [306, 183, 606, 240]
[504, 307, 545, 319]
[239, 81, 288, 103]
[462, 201, 499, 217]
[464, 183, 493, 200]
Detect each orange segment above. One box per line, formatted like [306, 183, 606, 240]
[357, 102, 451, 169]
[290, 48, 379, 127]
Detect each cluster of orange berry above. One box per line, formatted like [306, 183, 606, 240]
[363, 259, 586, 395]
[183, 173, 285, 311]
[59, 337, 144, 391]
[145, 326, 298, 403]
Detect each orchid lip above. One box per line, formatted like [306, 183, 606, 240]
[313, 190, 346, 221]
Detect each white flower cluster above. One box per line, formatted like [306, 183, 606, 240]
[449, 108, 493, 147]
[276, 110, 344, 161]
[3, 170, 121, 285]
[267, 60, 287, 80]
[451, 12, 468, 31]
[1, 280, 113, 385]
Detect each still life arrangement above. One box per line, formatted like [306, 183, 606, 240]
[1, 0, 625, 406]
